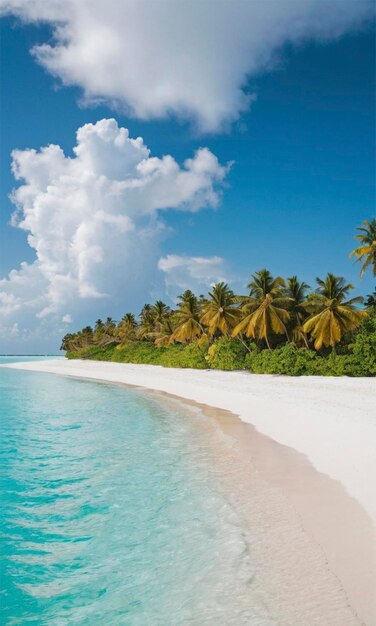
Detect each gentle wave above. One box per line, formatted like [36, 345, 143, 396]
[0, 361, 276, 625]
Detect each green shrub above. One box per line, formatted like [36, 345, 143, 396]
[205, 337, 247, 370]
[314, 352, 349, 376]
[245, 343, 320, 376]
[112, 341, 164, 365]
[159, 343, 208, 369]
[68, 340, 208, 369]
[66, 343, 117, 360]
[346, 313, 376, 376]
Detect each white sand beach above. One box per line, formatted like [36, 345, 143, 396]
[5, 359, 375, 518]
[3, 358, 376, 624]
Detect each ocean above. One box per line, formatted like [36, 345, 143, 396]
[0, 357, 275, 626]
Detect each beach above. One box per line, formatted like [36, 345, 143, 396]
[3, 358, 376, 624]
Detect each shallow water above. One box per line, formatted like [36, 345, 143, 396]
[0, 357, 276, 626]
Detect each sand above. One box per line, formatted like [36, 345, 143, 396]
[2, 358, 376, 624]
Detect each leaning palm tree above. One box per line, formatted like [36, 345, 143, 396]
[99, 317, 118, 345]
[60, 332, 81, 352]
[171, 292, 205, 343]
[350, 218, 376, 277]
[283, 276, 310, 347]
[232, 269, 290, 349]
[200, 282, 240, 337]
[302, 273, 367, 350]
[154, 317, 176, 347]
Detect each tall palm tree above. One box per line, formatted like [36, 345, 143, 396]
[283, 276, 310, 347]
[117, 313, 138, 345]
[93, 318, 105, 343]
[100, 317, 117, 345]
[80, 325, 94, 347]
[177, 290, 196, 305]
[138, 304, 156, 339]
[232, 269, 290, 349]
[201, 282, 240, 337]
[171, 292, 205, 343]
[302, 273, 367, 350]
[151, 300, 171, 333]
[350, 219, 376, 277]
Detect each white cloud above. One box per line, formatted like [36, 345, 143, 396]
[0, 118, 228, 351]
[0, 0, 373, 131]
[158, 254, 231, 300]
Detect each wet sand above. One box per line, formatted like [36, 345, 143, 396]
[150, 391, 376, 626]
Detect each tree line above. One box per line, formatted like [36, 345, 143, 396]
[61, 219, 375, 358]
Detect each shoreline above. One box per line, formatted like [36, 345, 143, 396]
[2, 358, 376, 623]
[147, 390, 376, 625]
[4, 359, 375, 518]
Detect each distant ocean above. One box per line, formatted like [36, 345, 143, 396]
[0, 356, 276, 625]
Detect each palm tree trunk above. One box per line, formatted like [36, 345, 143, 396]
[265, 334, 271, 350]
[237, 333, 252, 352]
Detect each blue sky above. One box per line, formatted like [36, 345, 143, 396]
[0, 2, 375, 352]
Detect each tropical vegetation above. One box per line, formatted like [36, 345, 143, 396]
[62, 221, 376, 376]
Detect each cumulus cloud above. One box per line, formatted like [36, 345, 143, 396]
[158, 254, 231, 299]
[0, 0, 374, 131]
[0, 118, 228, 351]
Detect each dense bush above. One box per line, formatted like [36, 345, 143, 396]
[205, 337, 247, 370]
[159, 343, 207, 369]
[113, 341, 164, 365]
[314, 352, 349, 376]
[68, 340, 207, 369]
[66, 343, 117, 360]
[346, 313, 376, 376]
[245, 343, 320, 375]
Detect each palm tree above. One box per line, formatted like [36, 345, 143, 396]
[117, 313, 137, 345]
[93, 318, 105, 343]
[364, 290, 376, 310]
[60, 332, 81, 351]
[171, 291, 205, 343]
[302, 273, 367, 350]
[200, 282, 240, 337]
[99, 317, 117, 345]
[138, 304, 156, 339]
[232, 269, 290, 349]
[80, 325, 94, 347]
[178, 290, 196, 305]
[155, 317, 176, 347]
[283, 276, 310, 347]
[151, 300, 171, 333]
[350, 219, 376, 277]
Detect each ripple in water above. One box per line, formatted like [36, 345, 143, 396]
[0, 360, 277, 625]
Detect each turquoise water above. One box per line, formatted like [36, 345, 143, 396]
[0, 357, 274, 625]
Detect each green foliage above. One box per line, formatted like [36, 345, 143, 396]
[62, 238, 375, 376]
[205, 337, 247, 370]
[245, 343, 320, 376]
[159, 344, 207, 369]
[66, 343, 117, 361]
[112, 341, 163, 365]
[314, 352, 349, 377]
[67, 340, 207, 369]
[346, 313, 376, 376]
